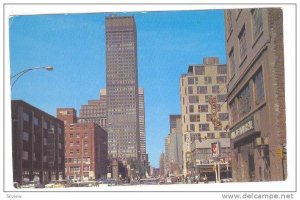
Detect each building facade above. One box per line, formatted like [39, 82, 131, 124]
[138, 88, 148, 164]
[191, 138, 231, 181]
[224, 8, 286, 181]
[11, 100, 65, 185]
[164, 115, 183, 176]
[106, 15, 140, 161]
[78, 89, 107, 130]
[180, 57, 230, 176]
[57, 108, 108, 180]
[169, 114, 181, 133]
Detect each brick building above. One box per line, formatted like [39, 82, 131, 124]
[57, 108, 108, 180]
[11, 100, 65, 185]
[224, 8, 286, 181]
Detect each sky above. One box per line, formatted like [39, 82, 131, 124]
[9, 10, 226, 168]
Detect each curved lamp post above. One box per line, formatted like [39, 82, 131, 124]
[11, 66, 54, 90]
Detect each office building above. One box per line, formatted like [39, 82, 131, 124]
[224, 8, 286, 181]
[180, 57, 230, 176]
[78, 89, 108, 130]
[106, 15, 140, 161]
[11, 100, 65, 185]
[164, 115, 183, 176]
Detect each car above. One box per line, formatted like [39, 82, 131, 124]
[21, 181, 44, 188]
[221, 178, 233, 183]
[45, 180, 71, 188]
[13, 182, 20, 189]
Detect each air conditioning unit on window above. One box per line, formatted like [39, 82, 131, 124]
[256, 137, 263, 146]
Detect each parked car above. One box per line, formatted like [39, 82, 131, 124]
[45, 180, 71, 188]
[13, 182, 20, 189]
[21, 181, 44, 188]
[221, 178, 233, 183]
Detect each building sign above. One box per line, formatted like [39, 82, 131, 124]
[211, 142, 220, 157]
[230, 117, 254, 139]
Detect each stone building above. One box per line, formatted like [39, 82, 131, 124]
[180, 57, 230, 176]
[224, 8, 286, 181]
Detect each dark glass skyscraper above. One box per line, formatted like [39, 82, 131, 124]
[105, 15, 140, 161]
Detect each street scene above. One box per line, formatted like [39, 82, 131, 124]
[8, 7, 287, 190]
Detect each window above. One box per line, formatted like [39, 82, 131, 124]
[214, 124, 222, 131]
[239, 26, 247, 59]
[70, 166, 80, 172]
[22, 132, 29, 141]
[226, 10, 233, 37]
[207, 133, 215, 139]
[188, 77, 198, 85]
[238, 84, 251, 118]
[217, 76, 227, 84]
[194, 66, 205, 75]
[190, 115, 200, 122]
[220, 132, 228, 138]
[84, 149, 88, 155]
[199, 124, 209, 131]
[251, 9, 263, 39]
[70, 142, 74, 147]
[22, 112, 29, 122]
[229, 48, 236, 77]
[254, 69, 265, 105]
[205, 95, 213, 103]
[212, 85, 220, 93]
[33, 116, 39, 125]
[197, 86, 207, 94]
[190, 124, 195, 132]
[189, 105, 194, 113]
[189, 95, 199, 104]
[219, 113, 229, 121]
[217, 65, 227, 74]
[217, 95, 227, 102]
[204, 77, 212, 84]
[229, 100, 238, 124]
[206, 114, 212, 121]
[76, 133, 80, 138]
[70, 133, 74, 138]
[188, 86, 193, 94]
[198, 105, 208, 112]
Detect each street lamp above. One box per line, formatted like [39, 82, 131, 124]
[11, 66, 54, 90]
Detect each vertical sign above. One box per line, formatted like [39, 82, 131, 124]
[211, 142, 220, 157]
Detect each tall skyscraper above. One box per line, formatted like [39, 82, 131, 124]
[106, 15, 140, 161]
[180, 57, 230, 176]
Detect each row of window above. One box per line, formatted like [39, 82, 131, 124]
[188, 113, 229, 122]
[188, 122, 225, 132]
[65, 157, 90, 164]
[186, 85, 226, 95]
[187, 76, 227, 85]
[229, 68, 265, 124]
[227, 9, 264, 78]
[69, 149, 89, 155]
[189, 65, 227, 76]
[187, 94, 227, 104]
[67, 166, 90, 172]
